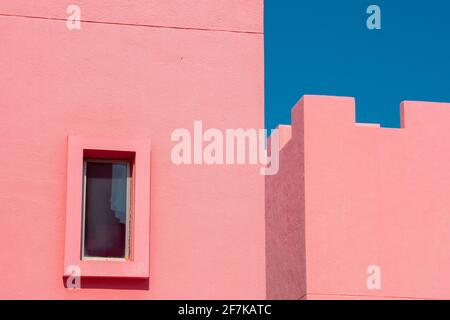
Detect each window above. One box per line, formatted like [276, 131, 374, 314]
[82, 160, 131, 260]
[64, 136, 151, 279]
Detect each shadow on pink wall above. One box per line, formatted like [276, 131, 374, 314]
[62, 277, 149, 290]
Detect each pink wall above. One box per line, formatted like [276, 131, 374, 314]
[266, 95, 450, 300]
[265, 122, 306, 300]
[2, 1, 449, 300]
[0, 1, 265, 299]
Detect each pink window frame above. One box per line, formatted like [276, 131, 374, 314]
[63, 136, 151, 279]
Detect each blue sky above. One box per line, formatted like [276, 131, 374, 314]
[265, 0, 450, 129]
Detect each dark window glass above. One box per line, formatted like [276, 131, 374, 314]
[83, 161, 129, 259]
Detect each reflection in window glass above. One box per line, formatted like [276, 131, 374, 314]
[82, 161, 130, 259]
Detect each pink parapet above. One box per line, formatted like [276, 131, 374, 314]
[266, 95, 450, 300]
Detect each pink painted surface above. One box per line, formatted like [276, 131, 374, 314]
[64, 136, 151, 278]
[276, 124, 292, 151]
[1, 0, 449, 300]
[266, 117, 306, 299]
[266, 95, 450, 300]
[0, 1, 263, 34]
[0, 1, 264, 299]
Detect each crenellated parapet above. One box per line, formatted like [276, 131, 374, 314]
[266, 95, 450, 300]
